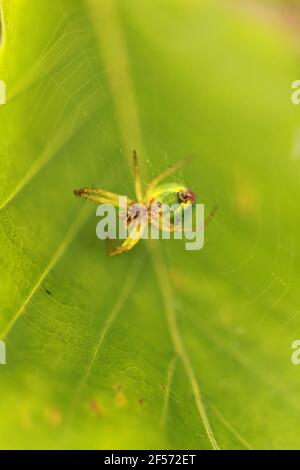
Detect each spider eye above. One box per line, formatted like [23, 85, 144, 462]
[178, 189, 196, 204]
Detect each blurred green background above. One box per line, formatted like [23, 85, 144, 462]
[0, 0, 300, 450]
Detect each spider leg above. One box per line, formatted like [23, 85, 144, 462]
[133, 150, 143, 202]
[75, 187, 130, 202]
[109, 222, 146, 256]
[186, 205, 218, 232]
[204, 205, 218, 227]
[74, 193, 118, 207]
[74, 187, 131, 208]
[145, 156, 192, 198]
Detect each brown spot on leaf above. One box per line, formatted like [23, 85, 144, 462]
[89, 399, 103, 418]
[46, 407, 62, 427]
[115, 385, 127, 408]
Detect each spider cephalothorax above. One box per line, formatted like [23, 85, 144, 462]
[74, 151, 210, 256]
[126, 203, 148, 225]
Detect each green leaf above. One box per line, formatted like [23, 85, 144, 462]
[0, 0, 300, 449]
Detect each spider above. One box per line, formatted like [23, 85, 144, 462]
[74, 151, 214, 256]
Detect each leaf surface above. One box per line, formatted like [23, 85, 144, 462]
[0, 0, 300, 449]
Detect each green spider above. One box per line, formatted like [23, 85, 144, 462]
[74, 151, 202, 256]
